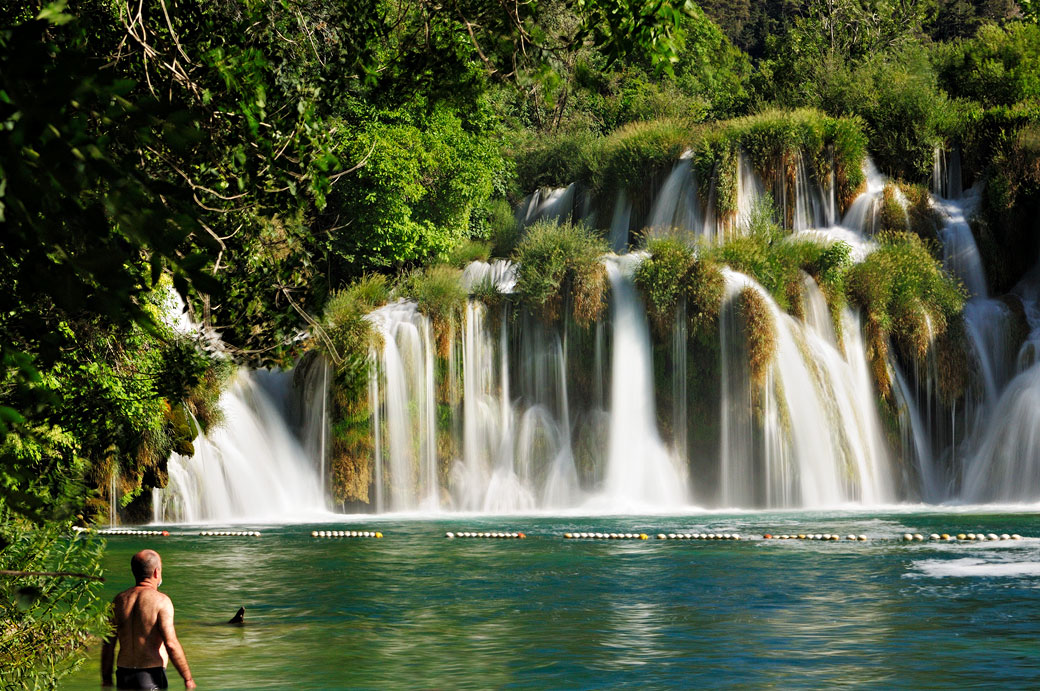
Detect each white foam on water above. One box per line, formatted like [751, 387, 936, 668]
[908, 557, 1040, 579]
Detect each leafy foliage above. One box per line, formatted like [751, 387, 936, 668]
[513, 221, 609, 326]
[0, 517, 108, 689]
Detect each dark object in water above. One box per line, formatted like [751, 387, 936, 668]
[228, 607, 245, 625]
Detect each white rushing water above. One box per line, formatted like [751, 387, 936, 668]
[601, 256, 688, 509]
[367, 301, 440, 512]
[157, 370, 325, 522]
[719, 270, 894, 507]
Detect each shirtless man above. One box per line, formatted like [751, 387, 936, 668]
[101, 549, 195, 689]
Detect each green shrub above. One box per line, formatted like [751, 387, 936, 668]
[934, 23, 1040, 108]
[599, 119, 694, 192]
[445, 239, 492, 267]
[0, 516, 108, 688]
[879, 184, 910, 233]
[397, 265, 467, 356]
[487, 198, 521, 258]
[322, 274, 390, 381]
[512, 129, 603, 193]
[513, 220, 608, 327]
[692, 109, 867, 220]
[823, 44, 948, 181]
[847, 232, 967, 397]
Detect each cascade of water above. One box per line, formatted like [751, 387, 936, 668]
[961, 266, 1040, 502]
[290, 353, 331, 508]
[932, 146, 963, 200]
[158, 370, 325, 522]
[462, 260, 517, 293]
[609, 190, 633, 252]
[719, 270, 894, 507]
[601, 255, 688, 508]
[672, 302, 689, 467]
[735, 152, 765, 233]
[891, 366, 940, 500]
[646, 152, 705, 242]
[109, 469, 119, 527]
[841, 158, 886, 235]
[518, 184, 576, 228]
[792, 153, 828, 232]
[961, 362, 1040, 501]
[935, 190, 987, 299]
[367, 301, 440, 511]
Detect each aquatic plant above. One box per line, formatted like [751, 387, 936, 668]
[513, 220, 608, 327]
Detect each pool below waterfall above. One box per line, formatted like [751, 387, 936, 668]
[65, 509, 1040, 689]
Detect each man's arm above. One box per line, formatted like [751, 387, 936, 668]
[100, 605, 116, 687]
[158, 598, 196, 689]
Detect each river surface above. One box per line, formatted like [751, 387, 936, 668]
[64, 509, 1040, 689]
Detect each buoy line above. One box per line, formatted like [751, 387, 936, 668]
[763, 533, 861, 541]
[445, 531, 525, 539]
[199, 531, 262, 537]
[905, 532, 1022, 542]
[311, 530, 383, 538]
[653, 533, 740, 540]
[563, 532, 650, 540]
[93, 529, 170, 536]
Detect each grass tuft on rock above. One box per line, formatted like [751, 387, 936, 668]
[513, 220, 608, 327]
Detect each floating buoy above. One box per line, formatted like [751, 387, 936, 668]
[312, 530, 377, 539]
[1000, 533, 1011, 540]
[452, 531, 524, 539]
[199, 531, 260, 537]
[98, 529, 169, 536]
[1012, 534, 1022, 540]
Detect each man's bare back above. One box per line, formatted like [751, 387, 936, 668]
[111, 586, 172, 669]
[102, 549, 194, 689]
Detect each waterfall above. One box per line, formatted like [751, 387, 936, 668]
[646, 152, 706, 242]
[961, 266, 1040, 502]
[719, 270, 894, 507]
[157, 370, 325, 522]
[518, 184, 576, 228]
[367, 301, 440, 511]
[291, 353, 331, 507]
[936, 190, 987, 299]
[792, 153, 827, 232]
[602, 255, 688, 508]
[932, 146, 963, 200]
[841, 158, 886, 236]
[462, 260, 517, 293]
[609, 190, 633, 252]
[735, 151, 765, 232]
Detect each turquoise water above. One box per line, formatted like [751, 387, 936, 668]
[64, 510, 1040, 689]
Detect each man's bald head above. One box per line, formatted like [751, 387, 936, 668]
[131, 549, 162, 583]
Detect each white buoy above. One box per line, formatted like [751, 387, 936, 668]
[1012, 534, 1022, 540]
[914, 534, 924, 541]
[1000, 534, 1010, 540]
[987, 533, 998, 541]
[903, 533, 913, 542]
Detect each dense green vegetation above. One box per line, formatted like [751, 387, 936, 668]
[4, 0, 1040, 683]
